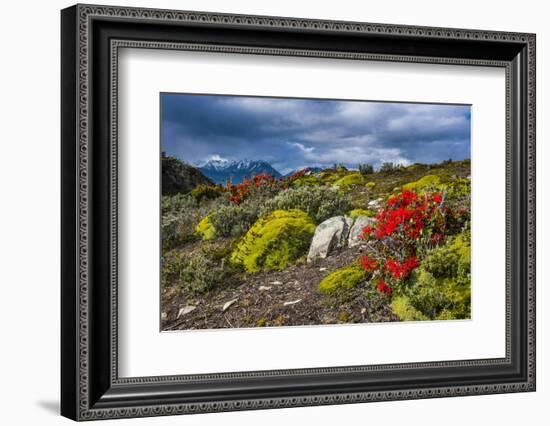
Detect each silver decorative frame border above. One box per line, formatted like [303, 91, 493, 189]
[72, 4, 535, 420]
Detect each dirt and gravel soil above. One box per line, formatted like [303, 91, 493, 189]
[161, 244, 397, 331]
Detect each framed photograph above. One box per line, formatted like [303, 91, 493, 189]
[61, 4, 536, 421]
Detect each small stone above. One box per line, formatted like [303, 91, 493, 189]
[270, 280, 283, 285]
[283, 299, 302, 306]
[222, 298, 238, 312]
[319, 267, 327, 271]
[161, 312, 167, 320]
[259, 285, 272, 291]
[361, 308, 367, 314]
[177, 306, 196, 318]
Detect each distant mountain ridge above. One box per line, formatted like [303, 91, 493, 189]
[199, 159, 282, 184]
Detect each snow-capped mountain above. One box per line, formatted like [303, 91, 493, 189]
[198, 158, 282, 184]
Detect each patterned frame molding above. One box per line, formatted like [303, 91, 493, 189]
[61, 3, 536, 421]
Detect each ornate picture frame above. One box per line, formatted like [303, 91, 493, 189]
[61, 4, 535, 421]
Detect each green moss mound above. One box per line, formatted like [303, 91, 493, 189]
[391, 296, 429, 321]
[392, 230, 471, 321]
[349, 208, 376, 218]
[365, 181, 376, 189]
[334, 173, 366, 187]
[231, 209, 315, 273]
[318, 264, 367, 294]
[402, 174, 442, 192]
[290, 175, 320, 187]
[195, 216, 216, 240]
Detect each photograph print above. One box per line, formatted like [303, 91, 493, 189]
[160, 93, 472, 331]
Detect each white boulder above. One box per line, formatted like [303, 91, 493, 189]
[307, 216, 352, 262]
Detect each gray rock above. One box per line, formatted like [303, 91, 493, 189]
[348, 216, 376, 247]
[307, 216, 352, 262]
[283, 299, 302, 306]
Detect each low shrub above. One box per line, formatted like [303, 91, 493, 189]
[162, 242, 236, 294]
[208, 202, 261, 238]
[162, 194, 207, 250]
[231, 209, 315, 273]
[162, 214, 197, 250]
[318, 264, 367, 294]
[260, 186, 351, 224]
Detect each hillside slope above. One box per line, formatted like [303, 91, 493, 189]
[162, 155, 213, 195]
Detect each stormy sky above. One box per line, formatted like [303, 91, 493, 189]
[161, 93, 471, 175]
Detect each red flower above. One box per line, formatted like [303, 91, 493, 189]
[359, 255, 378, 272]
[360, 225, 374, 240]
[376, 280, 393, 295]
[385, 256, 419, 279]
[431, 193, 443, 204]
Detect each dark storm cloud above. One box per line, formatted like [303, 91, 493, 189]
[161, 93, 470, 175]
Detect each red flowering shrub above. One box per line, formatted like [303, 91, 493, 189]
[224, 168, 319, 205]
[224, 173, 279, 205]
[385, 256, 419, 280]
[358, 188, 468, 296]
[359, 255, 378, 272]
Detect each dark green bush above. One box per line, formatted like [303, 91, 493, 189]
[379, 162, 404, 174]
[190, 184, 224, 204]
[358, 163, 374, 176]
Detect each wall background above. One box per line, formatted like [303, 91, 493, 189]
[0, 0, 546, 424]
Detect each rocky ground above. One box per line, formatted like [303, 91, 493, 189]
[161, 244, 397, 331]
